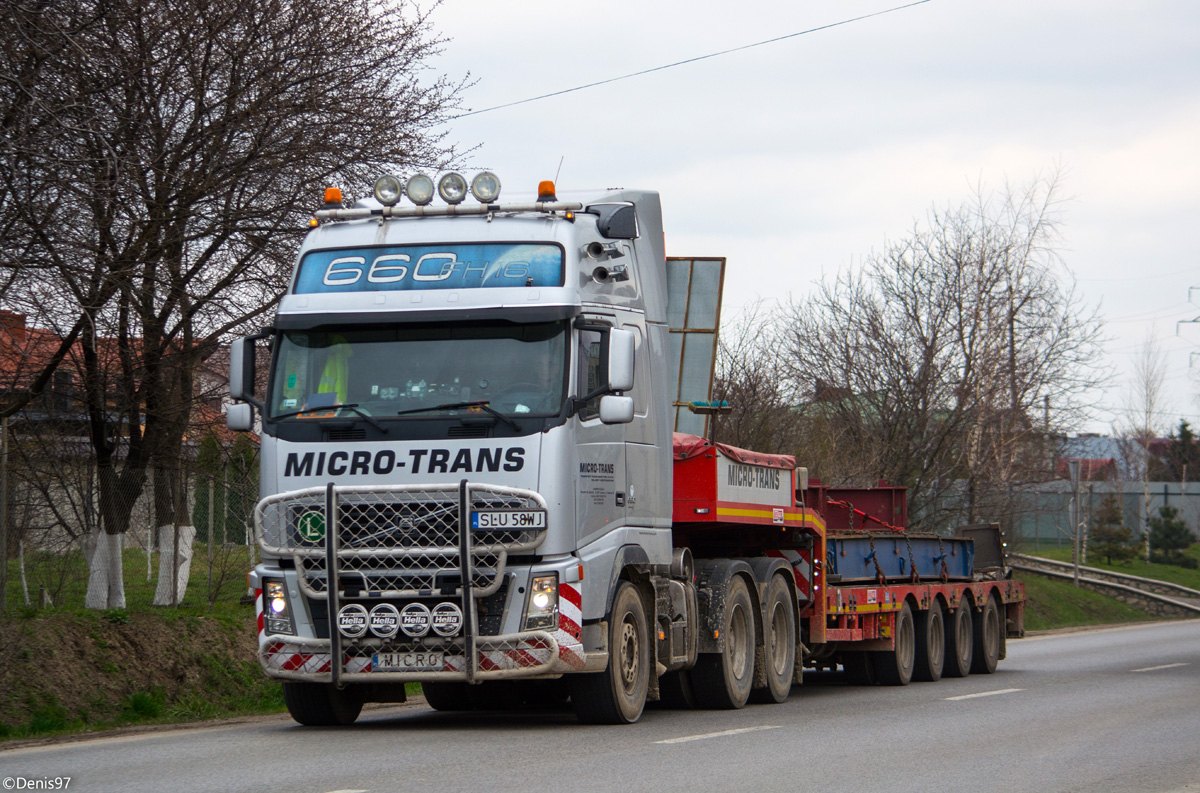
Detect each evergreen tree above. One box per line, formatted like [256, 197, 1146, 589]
[1148, 505, 1196, 567]
[1089, 494, 1136, 565]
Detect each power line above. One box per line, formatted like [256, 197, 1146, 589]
[449, 0, 933, 120]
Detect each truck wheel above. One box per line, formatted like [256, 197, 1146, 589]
[971, 594, 1002, 675]
[692, 575, 757, 709]
[872, 601, 915, 686]
[944, 600, 974, 678]
[750, 574, 796, 703]
[570, 581, 649, 724]
[842, 651, 877, 685]
[656, 670, 698, 709]
[421, 682, 474, 711]
[282, 682, 363, 726]
[913, 602, 945, 682]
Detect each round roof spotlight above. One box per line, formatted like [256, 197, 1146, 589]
[406, 174, 435, 206]
[373, 175, 403, 206]
[470, 171, 502, 203]
[437, 172, 468, 205]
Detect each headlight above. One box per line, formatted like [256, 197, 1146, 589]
[373, 175, 403, 206]
[437, 172, 468, 204]
[406, 174, 434, 205]
[264, 580, 295, 635]
[470, 171, 501, 203]
[523, 573, 558, 630]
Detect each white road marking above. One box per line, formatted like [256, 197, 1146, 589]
[1132, 662, 1189, 673]
[944, 688, 1025, 701]
[655, 725, 780, 744]
[322, 790, 368, 793]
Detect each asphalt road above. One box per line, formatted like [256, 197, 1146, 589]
[3, 620, 1199, 793]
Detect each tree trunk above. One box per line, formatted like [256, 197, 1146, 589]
[84, 529, 125, 609]
[153, 522, 196, 606]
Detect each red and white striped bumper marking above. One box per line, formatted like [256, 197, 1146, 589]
[767, 549, 813, 598]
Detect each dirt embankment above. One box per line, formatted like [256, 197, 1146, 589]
[0, 609, 274, 734]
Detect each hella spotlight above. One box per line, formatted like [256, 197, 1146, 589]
[470, 172, 502, 203]
[373, 175, 403, 206]
[406, 174, 435, 206]
[437, 172, 468, 205]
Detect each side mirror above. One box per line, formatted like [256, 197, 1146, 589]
[226, 402, 254, 432]
[608, 328, 635, 392]
[229, 337, 259, 406]
[599, 395, 634, 424]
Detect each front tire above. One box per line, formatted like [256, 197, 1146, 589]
[421, 682, 474, 711]
[570, 581, 649, 724]
[282, 682, 363, 726]
[692, 575, 757, 709]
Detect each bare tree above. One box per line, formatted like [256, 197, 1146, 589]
[0, 0, 467, 607]
[712, 302, 803, 454]
[778, 174, 1105, 530]
[1115, 331, 1169, 560]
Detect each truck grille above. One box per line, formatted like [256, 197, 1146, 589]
[257, 484, 546, 598]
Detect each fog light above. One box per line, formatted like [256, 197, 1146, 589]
[438, 172, 468, 204]
[523, 573, 558, 631]
[406, 174, 434, 205]
[373, 175, 403, 206]
[470, 171, 501, 202]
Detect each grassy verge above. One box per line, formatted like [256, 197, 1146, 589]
[1018, 544, 1200, 590]
[1014, 572, 1161, 632]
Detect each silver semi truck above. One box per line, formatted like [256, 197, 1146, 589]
[228, 173, 1024, 726]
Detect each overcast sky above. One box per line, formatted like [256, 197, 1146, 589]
[428, 0, 1200, 437]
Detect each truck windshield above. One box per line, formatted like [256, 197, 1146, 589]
[268, 321, 568, 420]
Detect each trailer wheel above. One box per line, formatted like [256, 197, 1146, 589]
[872, 601, 915, 686]
[750, 574, 796, 703]
[971, 594, 1002, 675]
[841, 651, 877, 685]
[282, 682, 362, 726]
[570, 581, 649, 724]
[913, 602, 946, 682]
[421, 682, 474, 712]
[944, 600, 974, 678]
[692, 575, 757, 709]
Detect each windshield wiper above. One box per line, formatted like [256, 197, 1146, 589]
[272, 403, 387, 434]
[396, 400, 520, 432]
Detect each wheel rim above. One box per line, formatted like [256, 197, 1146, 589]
[619, 615, 640, 694]
[898, 611, 914, 669]
[985, 606, 999, 658]
[729, 603, 750, 680]
[930, 611, 944, 662]
[769, 601, 790, 676]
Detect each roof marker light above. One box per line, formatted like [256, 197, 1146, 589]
[438, 172, 468, 204]
[470, 171, 501, 203]
[323, 187, 343, 206]
[406, 174, 434, 206]
[373, 175, 403, 206]
[537, 180, 557, 201]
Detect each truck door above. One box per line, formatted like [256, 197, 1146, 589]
[623, 324, 663, 528]
[574, 323, 627, 546]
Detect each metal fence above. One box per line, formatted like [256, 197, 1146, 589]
[0, 428, 259, 613]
